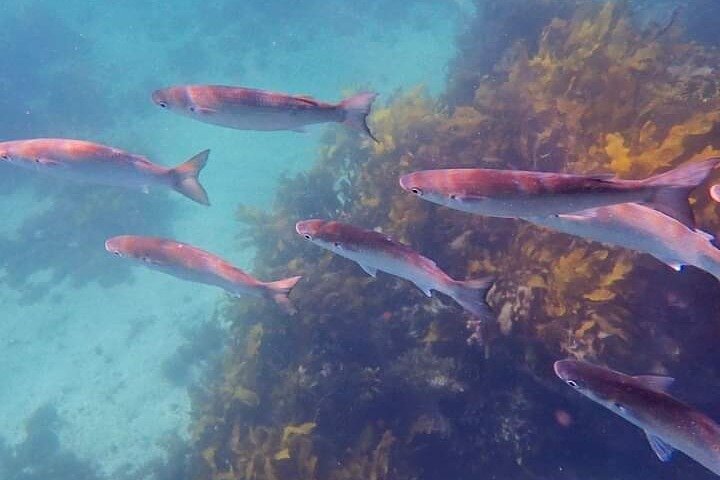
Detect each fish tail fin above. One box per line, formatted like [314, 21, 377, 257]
[340, 92, 378, 142]
[170, 149, 211, 205]
[448, 276, 495, 321]
[265, 275, 302, 314]
[644, 157, 720, 227]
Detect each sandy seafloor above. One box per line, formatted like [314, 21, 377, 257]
[0, 1, 471, 475]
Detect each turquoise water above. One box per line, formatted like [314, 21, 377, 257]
[0, 1, 468, 475]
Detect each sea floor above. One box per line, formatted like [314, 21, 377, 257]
[0, 1, 468, 475]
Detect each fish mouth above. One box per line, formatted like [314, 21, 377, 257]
[398, 173, 413, 191]
[104, 236, 125, 256]
[553, 360, 572, 380]
[295, 219, 324, 237]
[295, 221, 308, 235]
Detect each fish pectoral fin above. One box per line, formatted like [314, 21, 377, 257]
[414, 282, 433, 297]
[193, 107, 216, 115]
[454, 194, 488, 203]
[588, 173, 617, 181]
[645, 431, 675, 462]
[359, 263, 378, 278]
[556, 209, 600, 221]
[633, 375, 675, 393]
[661, 259, 685, 272]
[36, 157, 62, 167]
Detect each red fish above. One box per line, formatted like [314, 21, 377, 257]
[556, 359, 720, 476]
[528, 203, 720, 280]
[105, 236, 301, 313]
[295, 219, 493, 320]
[399, 158, 720, 228]
[152, 85, 378, 141]
[0, 138, 210, 205]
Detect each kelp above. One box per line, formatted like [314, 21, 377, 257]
[191, 2, 720, 480]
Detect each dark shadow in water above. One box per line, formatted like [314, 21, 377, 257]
[0, 404, 102, 480]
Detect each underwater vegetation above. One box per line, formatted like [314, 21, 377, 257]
[179, 1, 720, 479]
[162, 318, 226, 387]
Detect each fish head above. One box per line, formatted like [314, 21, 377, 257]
[295, 219, 348, 253]
[152, 86, 195, 116]
[0, 141, 28, 167]
[105, 235, 137, 259]
[399, 170, 470, 209]
[0, 145, 11, 163]
[105, 235, 164, 266]
[554, 359, 642, 422]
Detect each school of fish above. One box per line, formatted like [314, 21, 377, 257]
[6, 78, 720, 476]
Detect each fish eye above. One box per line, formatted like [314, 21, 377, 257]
[613, 402, 625, 412]
[303, 234, 312, 240]
[34, 158, 40, 163]
[333, 242, 340, 248]
[1, 154, 8, 160]
[159, 101, 168, 108]
[566, 380, 579, 388]
[410, 187, 423, 196]
[449, 194, 457, 200]
[113, 251, 121, 256]
[189, 106, 196, 112]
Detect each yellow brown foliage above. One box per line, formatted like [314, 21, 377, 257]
[192, 2, 720, 480]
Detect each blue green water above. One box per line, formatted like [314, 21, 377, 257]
[0, 1, 468, 475]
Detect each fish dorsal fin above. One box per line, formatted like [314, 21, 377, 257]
[295, 95, 319, 106]
[359, 263, 378, 278]
[453, 194, 488, 203]
[588, 173, 617, 181]
[633, 375, 675, 392]
[644, 431, 675, 462]
[694, 228, 716, 242]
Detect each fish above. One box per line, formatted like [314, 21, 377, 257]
[295, 219, 494, 320]
[152, 85, 378, 141]
[105, 236, 302, 313]
[399, 157, 720, 227]
[711, 184, 720, 203]
[554, 359, 720, 476]
[0, 138, 211, 205]
[525, 203, 720, 280]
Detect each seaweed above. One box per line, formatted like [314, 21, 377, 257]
[187, 2, 720, 480]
